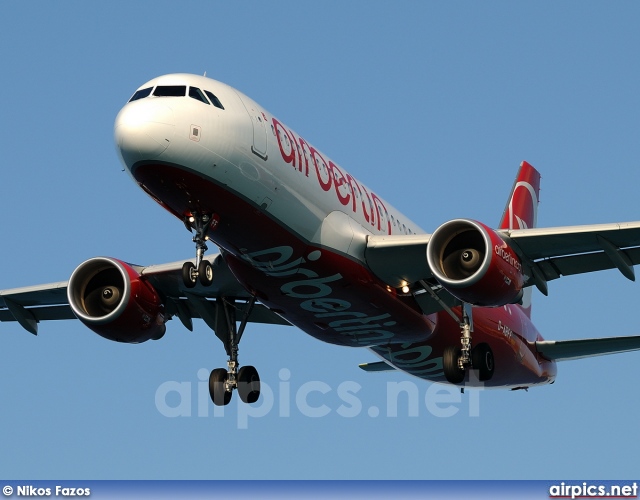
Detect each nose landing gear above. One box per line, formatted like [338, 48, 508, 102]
[182, 213, 214, 288]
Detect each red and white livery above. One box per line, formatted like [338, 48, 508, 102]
[3, 73, 640, 405]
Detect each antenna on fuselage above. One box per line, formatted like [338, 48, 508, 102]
[203, 71, 207, 77]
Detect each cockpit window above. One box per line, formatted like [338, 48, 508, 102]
[129, 87, 153, 102]
[127, 84, 225, 110]
[204, 90, 225, 110]
[153, 85, 187, 97]
[189, 86, 209, 104]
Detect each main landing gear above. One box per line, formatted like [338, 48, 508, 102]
[442, 304, 495, 384]
[419, 282, 495, 384]
[182, 213, 214, 288]
[209, 296, 261, 406]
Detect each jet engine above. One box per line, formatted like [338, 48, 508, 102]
[426, 219, 525, 306]
[67, 257, 166, 343]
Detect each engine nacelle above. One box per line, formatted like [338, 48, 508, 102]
[426, 219, 524, 307]
[67, 257, 166, 343]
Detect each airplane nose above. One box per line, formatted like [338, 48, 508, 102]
[114, 102, 175, 166]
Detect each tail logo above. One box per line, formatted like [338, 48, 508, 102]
[507, 181, 538, 230]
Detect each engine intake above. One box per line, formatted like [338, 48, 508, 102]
[67, 257, 166, 343]
[426, 219, 524, 306]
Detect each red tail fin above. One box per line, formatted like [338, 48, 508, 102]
[499, 161, 541, 231]
[499, 161, 541, 317]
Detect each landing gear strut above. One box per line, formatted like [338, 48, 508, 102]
[419, 282, 495, 384]
[443, 305, 473, 384]
[182, 213, 214, 288]
[208, 296, 261, 406]
[442, 304, 494, 384]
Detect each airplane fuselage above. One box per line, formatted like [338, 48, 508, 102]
[115, 74, 556, 389]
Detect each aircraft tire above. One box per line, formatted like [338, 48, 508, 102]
[182, 262, 197, 288]
[209, 368, 232, 406]
[237, 365, 261, 404]
[472, 343, 495, 381]
[443, 346, 465, 384]
[198, 260, 214, 286]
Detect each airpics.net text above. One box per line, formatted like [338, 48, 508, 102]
[155, 368, 485, 429]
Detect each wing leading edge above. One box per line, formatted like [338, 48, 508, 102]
[365, 159, 640, 302]
[502, 222, 640, 291]
[0, 254, 290, 335]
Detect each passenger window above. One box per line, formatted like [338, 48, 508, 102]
[153, 85, 187, 97]
[189, 87, 210, 104]
[129, 87, 152, 102]
[204, 90, 225, 110]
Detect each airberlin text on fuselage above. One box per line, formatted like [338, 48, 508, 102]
[273, 118, 392, 235]
[242, 245, 396, 345]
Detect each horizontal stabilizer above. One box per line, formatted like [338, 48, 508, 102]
[358, 361, 397, 372]
[536, 335, 640, 361]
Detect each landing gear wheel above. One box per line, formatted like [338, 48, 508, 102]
[182, 262, 197, 288]
[209, 368, 232, 406]
[471, 343, 495, 381]
[205, 296, 259, 406]
[198, 260, 213, 286]
[443, 346, 465, 384]
[237, 365, 261, 404]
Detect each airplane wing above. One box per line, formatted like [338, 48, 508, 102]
[502, 222, 640, 291]
[364, 233, 465, 315]
[0, 254, 290, 336]
[365, 233, 432, 287]
[365, 221, 640, 302]
[536, 335, 640, 361]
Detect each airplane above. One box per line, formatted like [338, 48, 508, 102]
[3, 73, 640, 406]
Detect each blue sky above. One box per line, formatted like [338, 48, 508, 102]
[1, 1, 640, 480]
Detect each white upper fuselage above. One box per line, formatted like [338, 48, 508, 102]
[114, 73, 422, 259]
